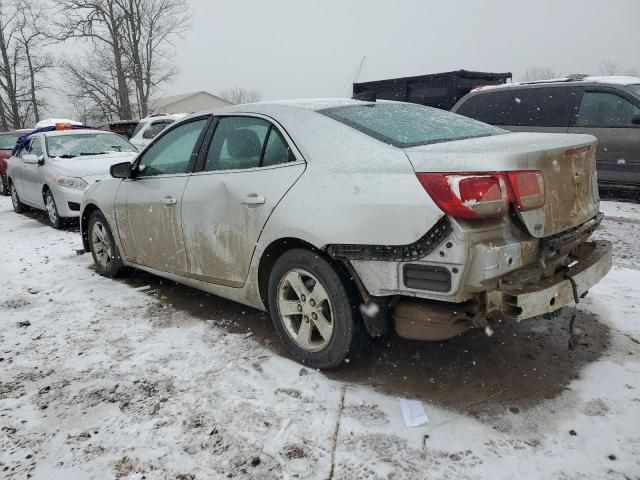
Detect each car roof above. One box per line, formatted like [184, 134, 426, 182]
[472, 75, 640, 92]
[192, 98, 374, 120]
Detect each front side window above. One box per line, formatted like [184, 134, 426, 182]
[321, 103, 506, 148]
[137, 119, 208, 177]
[204, 116, 291, 171]
[46, 133, 137, 158]
[30, 138, 43, 157]
[627, 84, 640, 97]
[575, 91, 640, 127]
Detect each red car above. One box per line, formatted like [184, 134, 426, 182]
[0, 130, 31, 195]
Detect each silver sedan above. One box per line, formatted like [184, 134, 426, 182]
[80, 99, 611, 368]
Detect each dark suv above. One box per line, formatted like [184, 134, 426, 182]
[452, 76, 640, 187]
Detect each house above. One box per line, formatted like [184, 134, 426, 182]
[149, 91, 232, 114]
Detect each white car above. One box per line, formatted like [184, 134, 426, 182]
[80, 99, 612, 369]
[8, 127, 138, 228]
[129, 113, 188, 150]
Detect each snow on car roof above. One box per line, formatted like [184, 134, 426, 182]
[475, 75, 640, 91]
[581, 75, 640, 85]
[36, 129, 112, 137]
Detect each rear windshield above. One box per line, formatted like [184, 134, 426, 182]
[319, 103, 506, 148]
[0, 134, 20, 150]
[628, 84, 640, 97]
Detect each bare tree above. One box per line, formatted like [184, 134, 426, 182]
[520, 66, 561, 82]
[598, 60, 639, 77]
[0, 0, 23, 128]
[60, 47, 123, 124]
[55, 0, 133, 119]
[219, 87, 262, 104]
[15, 0, 53, 123]
[115, 0, 190, 118]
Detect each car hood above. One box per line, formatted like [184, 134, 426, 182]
[50, 152, 137, 179]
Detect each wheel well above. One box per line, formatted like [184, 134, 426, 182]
[42, 184, 51, 201]
[81, 204, 100, 251]
[257, 237, 362, 309]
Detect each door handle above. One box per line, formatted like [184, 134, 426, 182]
[162, 196, 177, 206]
[241, 194, 265, 205]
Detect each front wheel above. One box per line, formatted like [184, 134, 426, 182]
[10, 181, 25, 213]
[87, 210, 123, 277]
[267, 249, 367, 369]
[44, 189, 64, 229]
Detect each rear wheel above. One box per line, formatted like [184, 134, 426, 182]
[268, 249, 367, 369]
[87, 210, 123, 277]
[10, 181, 25, 213]
[44, 189, 64, 229]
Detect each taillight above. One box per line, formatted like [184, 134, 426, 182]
[417, 171, 545, 219]
[507, 171, 545, 211]
[417, 173, 509, 219]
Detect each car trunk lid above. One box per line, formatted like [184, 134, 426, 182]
[405, 132, 600, 238]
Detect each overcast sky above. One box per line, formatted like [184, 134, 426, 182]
[157, 0, 640, 101]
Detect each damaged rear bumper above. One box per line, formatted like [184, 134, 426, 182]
[495, 240, 613, 321]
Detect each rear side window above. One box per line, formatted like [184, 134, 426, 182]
[575, 91, 640, 127]
[204, 117, 296, 171]
[320, 103, 506, 148]
[509, 87, 579, 127]
[455, 90, 514, 125]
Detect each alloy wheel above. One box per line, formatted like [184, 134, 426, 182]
[45, 193, 58, 225]
[277, 269, 335, 352]
[91, 220, 113, 269]
[11, 184, 19, 210]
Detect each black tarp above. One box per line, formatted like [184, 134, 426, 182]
[353, 69, 512, 110]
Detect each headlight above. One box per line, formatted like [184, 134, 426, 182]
[53, 175, 89, 190]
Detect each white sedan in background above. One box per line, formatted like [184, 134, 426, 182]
[7, 128, 138, 228]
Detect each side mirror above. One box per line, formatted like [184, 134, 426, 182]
[110, 161, 133, 179]
[22, 153, 39, 164]
[632, 114, 640, 126]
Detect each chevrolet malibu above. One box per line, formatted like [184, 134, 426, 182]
[8, 127, 138, 228]
[80, 99, 612, 369]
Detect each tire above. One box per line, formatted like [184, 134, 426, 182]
[44, 189, 64, 229]
[87, 210, 123, 277]
[10, 181, 25, 213]
[267, 248, 368, 369]
[1, 178, 8, 196]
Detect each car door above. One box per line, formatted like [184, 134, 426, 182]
[20, 138, 46, 206]
[114, 116, 210, 275]
[567, 88, 640, 186]
[181, 115, 306, 287]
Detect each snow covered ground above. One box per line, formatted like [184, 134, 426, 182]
[1, 195, 639, 479]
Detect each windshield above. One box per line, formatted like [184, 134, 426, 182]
[628, 84, 640, 97]
[320, 103, 507, 148]
[0, 134, 20, 150]
[45, 132, 138, 158]
[131, 121, 147, 137]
